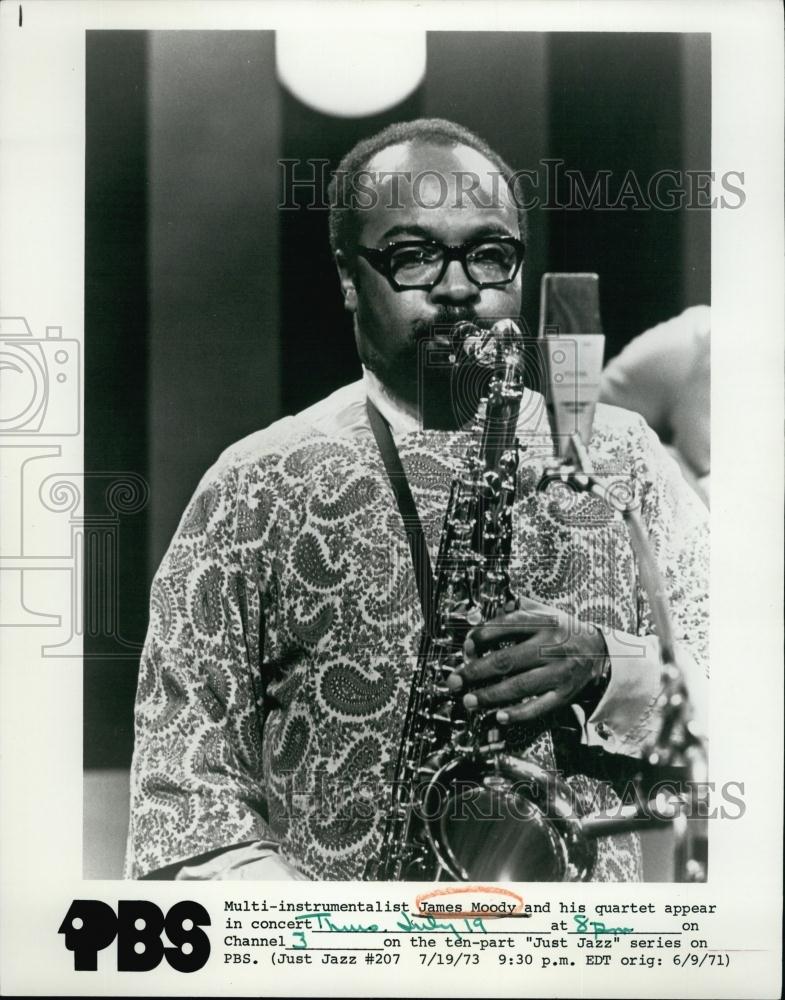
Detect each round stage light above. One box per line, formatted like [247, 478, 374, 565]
[276, 31, 426, 118]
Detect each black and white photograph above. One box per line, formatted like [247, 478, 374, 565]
[0, 1, 782, 996]
[85, 25, 713, 886]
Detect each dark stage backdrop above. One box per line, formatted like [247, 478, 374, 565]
[84, 30, 710, 771]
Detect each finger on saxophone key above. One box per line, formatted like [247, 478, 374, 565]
[446, 671, 464, 692]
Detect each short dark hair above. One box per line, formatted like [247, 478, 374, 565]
[327, 117, 527, 261]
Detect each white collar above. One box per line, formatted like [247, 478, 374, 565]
[362, 367, 422, 438]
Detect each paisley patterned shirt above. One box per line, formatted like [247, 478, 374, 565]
[124, 379, 709, 882]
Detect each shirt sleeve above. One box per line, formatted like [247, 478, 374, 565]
[124, 460, 276, 879]
[578, 416, 709, 757]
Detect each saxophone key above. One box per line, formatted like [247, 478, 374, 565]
[437, 658, 462, 675]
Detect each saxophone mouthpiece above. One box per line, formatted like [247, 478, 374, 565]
[462, 326, 498, 367]
[449, 321, 481, 361]
[450, 318, 524, 367]
[471, 333, 499, 367]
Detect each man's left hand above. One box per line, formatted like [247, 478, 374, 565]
[446, 596, 608, 724]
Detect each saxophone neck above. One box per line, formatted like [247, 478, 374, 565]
[463, 319, 524, 417]
[484, 343, 525, 459]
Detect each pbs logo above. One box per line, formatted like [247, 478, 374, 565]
[59, 900, 210, 972]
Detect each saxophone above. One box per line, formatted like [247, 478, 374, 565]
[373, 318, 597, 882]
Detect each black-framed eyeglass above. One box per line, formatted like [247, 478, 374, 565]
[356, 237, 525, 291]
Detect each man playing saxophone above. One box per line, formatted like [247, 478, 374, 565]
[125, 118, 708, 882]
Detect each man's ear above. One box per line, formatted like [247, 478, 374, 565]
[335, 251, 358, 313]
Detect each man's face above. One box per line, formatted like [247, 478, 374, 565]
[338, 140, 523, 419]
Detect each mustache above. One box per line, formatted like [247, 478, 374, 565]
[412, 310, 494, 341]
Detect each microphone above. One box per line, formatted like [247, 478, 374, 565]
[539, 273, 605, 468]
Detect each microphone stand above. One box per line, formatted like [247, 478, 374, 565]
[539, 432, 709, 882]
